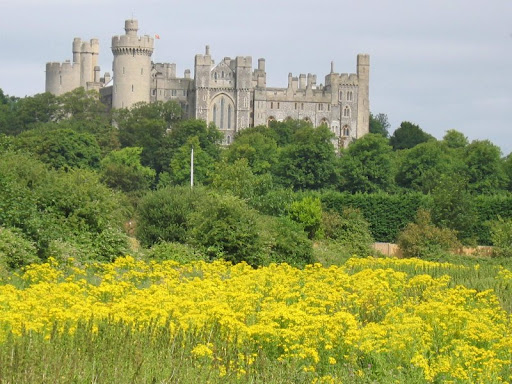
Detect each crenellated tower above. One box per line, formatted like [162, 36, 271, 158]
[111, 19, 154, 109]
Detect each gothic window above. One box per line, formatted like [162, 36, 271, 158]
[171, 90, 177, 96]
[213, 104, 217, 126]
[228, 105, 232, 129]
[347, 91, 353, 101]
[220, 98, 225, 129]
[342, 125, 350, 136]
[267, 116, 276, 126]
[227, 135, 231, 144]
[320, 118, 328, 126]
[343, 106, 350, 118]
[221, 71, 224, 78]
[318, 103, 323, 111]
[214, 72, 218, 80]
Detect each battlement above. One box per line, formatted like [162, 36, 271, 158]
[112, 35, 154, 56]
[46, 61, 77, 73]
[235, 56, 252, 68]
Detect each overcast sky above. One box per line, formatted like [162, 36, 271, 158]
[1, 0, 511, 155]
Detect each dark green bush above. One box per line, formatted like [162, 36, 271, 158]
[397, 209, 462, 258]
[0, 227, 39, 270]
[145, 242, 207, 263]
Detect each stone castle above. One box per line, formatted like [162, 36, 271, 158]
[46, 19, 370, 147]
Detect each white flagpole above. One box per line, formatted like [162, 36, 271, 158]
[190, 146, 194, 188]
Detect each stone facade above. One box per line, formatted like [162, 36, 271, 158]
[46, 19, 370, 147]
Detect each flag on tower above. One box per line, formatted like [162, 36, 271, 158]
[154, 34, 160, 39]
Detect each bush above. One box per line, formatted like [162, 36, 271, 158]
[145, 242, 207, 263]
[188, 193, 264, 266]
[260, 216, 314, 268]
[489, 216, 512, 258]
[136, 186, 208, 247]
[322, 208, 374, 256]
[288, 196, 323, 239]
[397, 209, 462, 258]
[0, 227, 39, 270]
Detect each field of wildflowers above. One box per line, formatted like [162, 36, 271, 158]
[0, 256, 511, 383]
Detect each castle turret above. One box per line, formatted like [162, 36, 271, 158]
[356, 54, 370, 138]
[111, 19, 154, 109]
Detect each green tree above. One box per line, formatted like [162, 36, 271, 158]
[395, 140, 457, 193]
[168, 136, 214, 186]
[443, 129, 469, 149]
[14, 128, 101, 170]
[464, 140, 507, 194]
[338, 133, 395, 193]
[0, 227, 38, 270]
[273, 125, 337, 190]
[429, 174, 477, 243]
[369, 112, 390, 137]
[223, 130, 278, 174]
[489, 216, 512, 258]
[100, 147, 156, 193]
[269, 119, 312, 147]
[389, 121, 434, 150]
[288, 196, 323, 239]
[211, 158, 273, 200]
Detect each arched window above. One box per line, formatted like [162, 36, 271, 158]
[228, 105, 232, 129]
[320, 118, 328, 126]
[227, 135, 231, 144]
[214, 72, 218, 80]
[213, 104, 217, 126]
[343, 106, 350, 117]
[220, 98, 225, 129]
[342, 125, 350, 136]
[267, 116, 276, 126]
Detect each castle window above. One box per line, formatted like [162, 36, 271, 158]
[277, 102, 280, 109]
[318, 103, 323, 111]
[214, 72, 218, 80]
[347, 91, 353, 101]
[271, 102, 274, 109]
[328, 104, 331, 111]
[342, 125, 350, 136]
[228, 105, 232, 129]
[213, 104, 217, 125]
[295, 102, 297, 110]
[123, 67, 125, 74]
[141, 68, 144, 75]
[59, 75, 62, 85]
[343, 106, 350, 117]
[172, 90, 177, 96]
[221, 71, 224, 78]
[227, 135, 231, 144]
[132, 85, 134, 92]
[152, 89, 156, 96]
[339, 90, 342, 101]
[220, 98, 225, 129]
[183, 90, 187, 96]
[301, 103, 304, 110]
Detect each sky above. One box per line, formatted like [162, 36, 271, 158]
[1, 0, 511, 155]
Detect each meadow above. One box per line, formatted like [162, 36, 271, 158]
[0, 254, 511, 383]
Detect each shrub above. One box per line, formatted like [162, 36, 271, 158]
[0, 227, 39, 270]
[489, 216, 512, 258]
[397, 209, 462, 258]
[188, 193, 264, 266]
[260, 216, 314, 268]
[145, 242, 207, 263]
[322, 208, 374, 256]
[288, 196, 323, 239]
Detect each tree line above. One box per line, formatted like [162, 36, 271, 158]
[1, 88, 511, 269]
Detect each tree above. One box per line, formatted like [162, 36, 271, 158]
[14, 128, 101, 170]
[168, 136, 214, 186]
[429, 174, 477, 243]
[223, 130, 278, 174]
[273, 124, 337, 190]
[115, 100, 183, 172]
[100, 147, 156, 193]
[443, 129, 469, 149]
[211, 158, 273, 200]
[338, 133, 395, 193]
[2, 92, 58, 135]
[395, 140, 458, 193]
[464, 140, 507, 194]
[269, 119, 312, 147]
[369, 112, 390, 137]
[288, 196, 323, 239]
[389, 121, 434, 150]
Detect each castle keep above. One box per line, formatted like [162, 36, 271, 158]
[46, 19, 370, 147]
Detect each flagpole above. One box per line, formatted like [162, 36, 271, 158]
[190, 146, 194, 188]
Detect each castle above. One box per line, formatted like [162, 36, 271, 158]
[46, 19, 370, 147]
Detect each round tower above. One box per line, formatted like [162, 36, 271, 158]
[111, 19, 154, 109]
